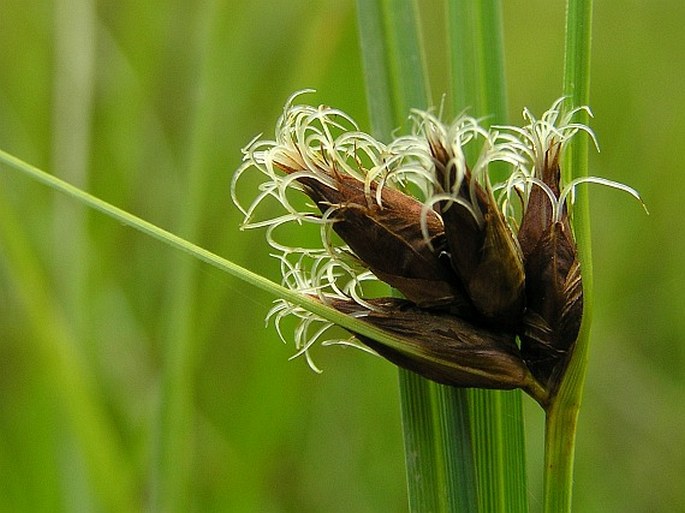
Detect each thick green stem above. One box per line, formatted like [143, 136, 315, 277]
[399, 371, 478, 512]
[449, 2, 529, 511]
[543, 389, 583, 513]
[357, 2, 481, 511]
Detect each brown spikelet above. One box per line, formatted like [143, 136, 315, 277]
[518, 146, 584, 389]
[428, 140, 525, 327]
[330, 297, 533, 390]
[274, 160, 474, 314]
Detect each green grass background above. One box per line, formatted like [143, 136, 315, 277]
[0, 1, 682, 512]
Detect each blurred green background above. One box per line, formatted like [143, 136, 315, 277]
[0, 1, 682, 512]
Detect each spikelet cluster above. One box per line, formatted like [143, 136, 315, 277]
[232, 91, 642, 401]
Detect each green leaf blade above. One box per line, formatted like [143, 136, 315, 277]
[448, 2, 529, 512]
[357, 1, 480, 512]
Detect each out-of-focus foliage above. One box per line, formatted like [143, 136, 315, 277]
[0, 1, 682, 512]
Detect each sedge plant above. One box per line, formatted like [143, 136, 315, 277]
[0, 1, 646, 512]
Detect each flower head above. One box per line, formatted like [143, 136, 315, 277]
[232, 91, 644, 402]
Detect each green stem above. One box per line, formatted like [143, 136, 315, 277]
[399, 371, 478, 512]
[356, 0, 397, 140]
[449, 0, 507, 123]
[448, 2, 529, 511]
[543, 1, 593, 512]
[357, 1, 479, 511]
